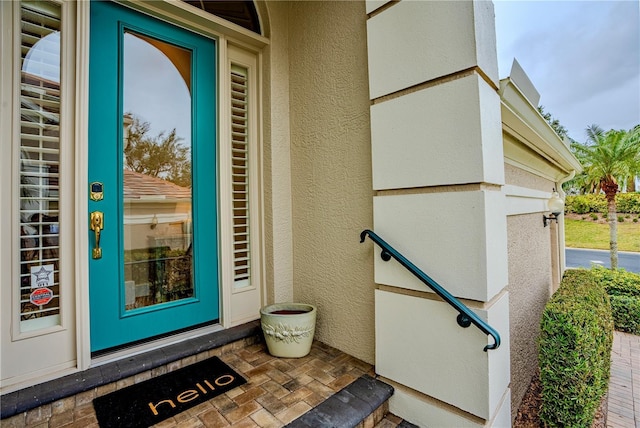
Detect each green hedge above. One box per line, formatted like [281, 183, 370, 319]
[589, 265, 640, 297]
[565, 194, 607, 214]
[589, 266, 640, 334]
[617, 193, 640, 213]
[565, 193, 640, 214]
[610, 296, 640, 334]
[538, 270, 614, 428]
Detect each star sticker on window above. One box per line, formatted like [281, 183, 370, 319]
[33, 266, 52, 287]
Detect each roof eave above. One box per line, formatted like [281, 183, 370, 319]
[499, 77, 583, 177]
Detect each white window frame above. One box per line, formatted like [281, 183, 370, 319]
[14, 0, 67, 337]
[219, 43, 264, 327]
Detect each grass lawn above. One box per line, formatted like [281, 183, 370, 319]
[565, 218, 640, 252]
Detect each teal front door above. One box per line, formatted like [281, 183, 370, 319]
[88, 1, 218, 352]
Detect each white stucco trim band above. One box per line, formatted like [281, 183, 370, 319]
[504, 185, 552, 216]
[376, 284, 509, 314]
[365, 0, 392, 16]
[370, 67, 497, 106]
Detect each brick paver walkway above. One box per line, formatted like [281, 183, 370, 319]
[607, 331, 640, 428]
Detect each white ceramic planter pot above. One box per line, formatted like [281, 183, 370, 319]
[260, 303, 317, 358]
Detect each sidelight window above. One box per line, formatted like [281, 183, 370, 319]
[18, 0, 63, 331]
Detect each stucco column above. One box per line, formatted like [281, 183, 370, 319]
[366, 1, 511, 426]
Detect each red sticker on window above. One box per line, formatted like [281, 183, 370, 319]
[30, 287, 54, 306]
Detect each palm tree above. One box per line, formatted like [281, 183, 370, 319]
[571, 125, 640, 269]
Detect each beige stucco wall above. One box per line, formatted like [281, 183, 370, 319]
[504, 162, 553, 193]
[505, 163, 556, 418]
[263, 1, 375, 363]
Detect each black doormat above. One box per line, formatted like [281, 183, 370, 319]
[93, 356, 246, 427]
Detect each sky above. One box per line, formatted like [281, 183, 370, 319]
[124, 33, 192, 146]
[493, 0, 640, 143]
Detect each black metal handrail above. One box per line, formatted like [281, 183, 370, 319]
[360, 229, 501, 351]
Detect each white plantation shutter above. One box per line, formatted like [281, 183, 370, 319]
[18, 0, 62, 325]
[231, 65, 250, 288]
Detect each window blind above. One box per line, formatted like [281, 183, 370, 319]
[230, 65, 250, 288]
[18, 1, 62, 323]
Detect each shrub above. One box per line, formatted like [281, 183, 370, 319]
[616, 192, 640, 214]
[589, 266, 640, 298]
[589, 266, 640, 334]
[565, 193, 640, 214]
[565, 194, 606, 214]
[589, 213, 599, 221]
[618, 216, 625, 222]
[610, 296, 640, 334]
[538, 270, 613, 428]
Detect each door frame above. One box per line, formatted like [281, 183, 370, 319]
[74, 0, 267, 370]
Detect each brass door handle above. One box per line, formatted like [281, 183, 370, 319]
[90, 211, 104, 259]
